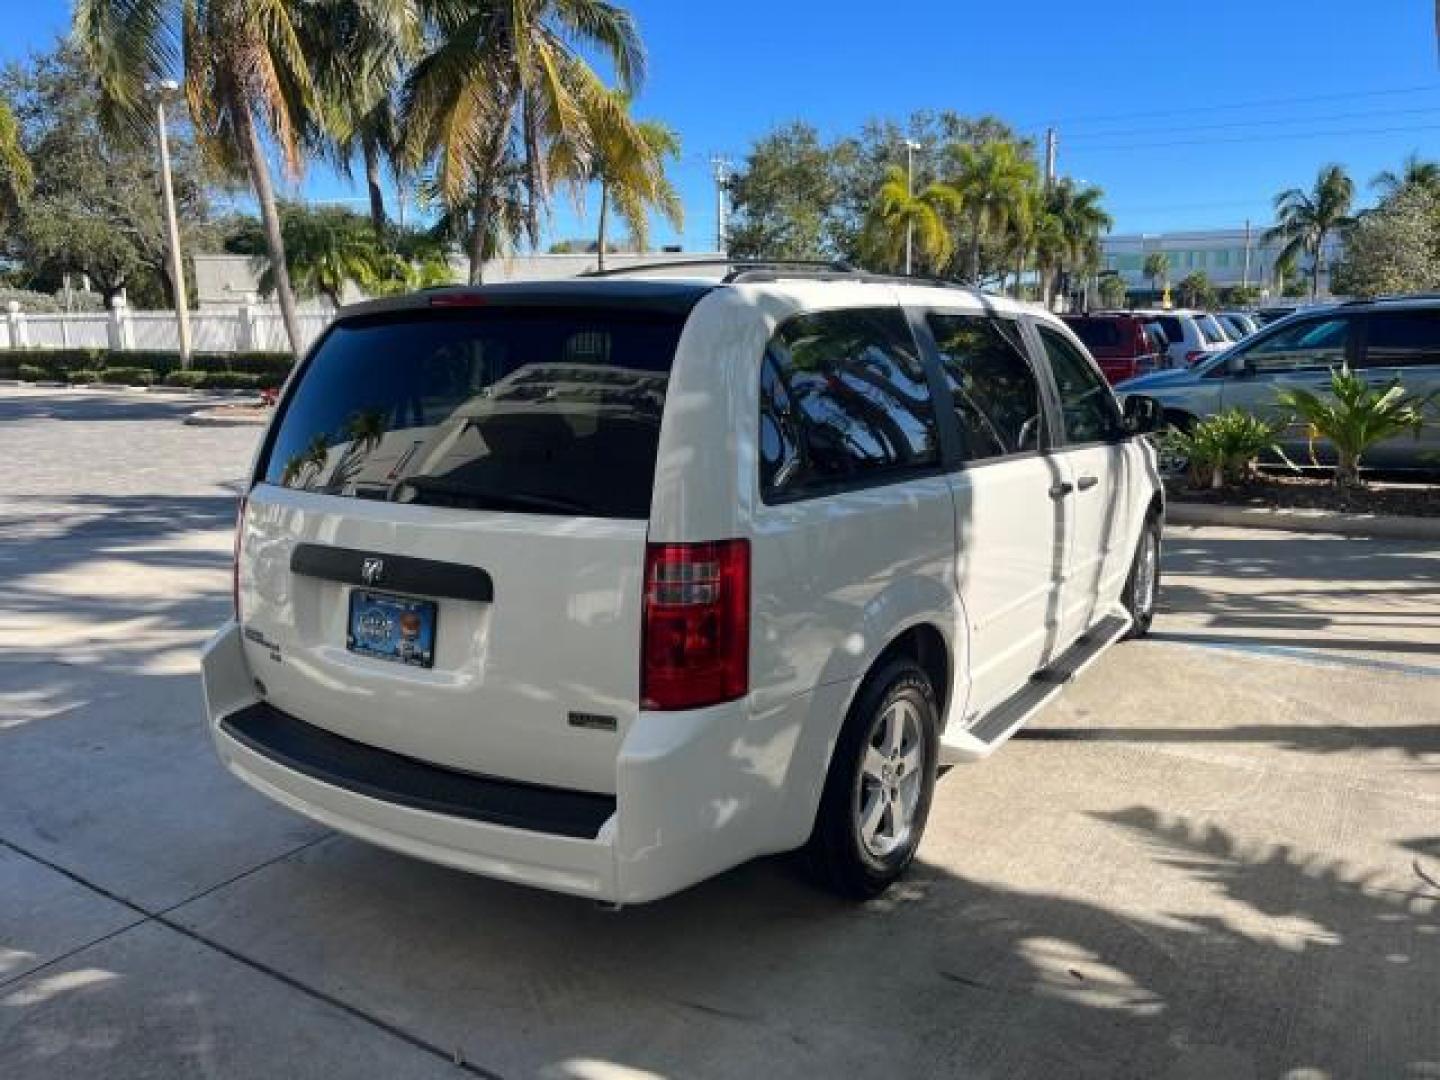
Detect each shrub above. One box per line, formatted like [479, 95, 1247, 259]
[190, 351, 292, 375]
[1276, 367, 1434, 487]
[18, 363, 50, 381]
[162, 370, 209, 388]
[67, 369, 103, 384]
[118, 351, 183, 377]
[198, 371, 262, 390]
[1160, 409, 1289, 489]
[96, 366, 156, 386]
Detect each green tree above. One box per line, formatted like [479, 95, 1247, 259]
[74, 0, 337, 355]
[584, 94, 682, 270]
[1370, 152, 1440, 200]
[1042, 178, 1112, 306]
[950, 140, 1036, 284]
[1143, 251, 1170, 296]
[727, 122, 848, 259]
[1264, 164, 1355, 301]
[306, 0, 422, 237]
[1097, 272, 1128, 308]
[1175, 270, 1218, 309]
[1, 43, 218, 307]
[860, 164, 961, 274]
[0, 98, 32, 232]
[229, 203, 398, 307]
[402, 0, 646, 284]
[1331, 184, 1440, 297]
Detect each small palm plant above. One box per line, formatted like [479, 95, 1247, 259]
[1160, 410, 1288, 490]
[1275, 367, 1433, 488]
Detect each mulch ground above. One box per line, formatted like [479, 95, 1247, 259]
[1166, 473, 1440, 518]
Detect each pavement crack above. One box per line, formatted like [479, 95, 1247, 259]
[0, 834, 503, 1078]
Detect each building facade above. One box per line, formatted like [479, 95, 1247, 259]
[1101, 227, 1345, 297]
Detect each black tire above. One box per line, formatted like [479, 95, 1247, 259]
[804, 659, 940, 900]
[1121, 515, 1162, 639]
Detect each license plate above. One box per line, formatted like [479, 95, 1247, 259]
[347, 590, 437, 668]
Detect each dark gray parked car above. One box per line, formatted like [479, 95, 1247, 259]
[1116, 297, 1440, 471]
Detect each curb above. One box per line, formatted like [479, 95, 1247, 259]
[1167, 500, 1440, 541]
[183, 410, 270, 428]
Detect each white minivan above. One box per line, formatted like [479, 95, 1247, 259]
[202, 266, 1166, 904]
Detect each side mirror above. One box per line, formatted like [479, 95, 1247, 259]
[1123, 394, 1163, 435]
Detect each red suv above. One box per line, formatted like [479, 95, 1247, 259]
[1062, 313, 1165, 384]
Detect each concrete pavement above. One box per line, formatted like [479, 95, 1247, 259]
[1, 388, 1437, 1079]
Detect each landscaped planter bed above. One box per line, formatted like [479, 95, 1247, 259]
[1164, 474, 1440, 518]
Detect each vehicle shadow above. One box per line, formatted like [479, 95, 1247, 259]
[6, 799, 1430, 1080]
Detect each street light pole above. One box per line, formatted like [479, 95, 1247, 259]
[904, 140, 921, 276]
[152, 81, 192, 369]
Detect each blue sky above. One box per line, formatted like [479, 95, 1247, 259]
[6, 1, 1440, 250]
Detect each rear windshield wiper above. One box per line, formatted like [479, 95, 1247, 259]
[391, 476, 598, 515]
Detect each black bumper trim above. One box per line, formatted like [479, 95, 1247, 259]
[220, 702, 615, 840]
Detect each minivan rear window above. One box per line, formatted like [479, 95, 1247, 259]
[259, 308, 686, 519]
[1064, 318, 1124, 351]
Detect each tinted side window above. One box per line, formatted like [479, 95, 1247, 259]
[1242, 316, 1352, 373]
[1363, 311, 1440, 368]
[759, 308, 939, 500]
[1037, 326, 1127, 444]
[1157, 316, 1184, 344]
[928, 313, 1044, 461]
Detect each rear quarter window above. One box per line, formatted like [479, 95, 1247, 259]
[1064, 319, 1123, 351]
[260, 308, 687, 519]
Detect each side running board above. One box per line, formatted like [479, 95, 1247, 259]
[940, 612, 1131, 764]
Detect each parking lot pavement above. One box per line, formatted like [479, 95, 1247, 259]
[2, 387, 1437, 1079]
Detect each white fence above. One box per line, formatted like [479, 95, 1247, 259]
[1, 299, 333, 355]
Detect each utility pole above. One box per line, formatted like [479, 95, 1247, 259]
[1242, 219, 1252, 291]
[1044, 127, 1057, 189]
[152, 80, 192, 369]
[709, 155, 732, 253]
[904, 139, 921, 275]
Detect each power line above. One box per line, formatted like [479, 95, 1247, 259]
[1017, 83, 1440, 131]
[1052, 102, 1440, 142]
[1067, 119, 1440, 154]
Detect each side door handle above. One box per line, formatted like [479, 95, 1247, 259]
[1049, 481, 1075, 499]
[1076, 475, 1099, 492]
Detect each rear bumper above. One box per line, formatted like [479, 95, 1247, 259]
[201, 622, 838, 903]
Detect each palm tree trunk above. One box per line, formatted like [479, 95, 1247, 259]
[1310, 236, 1322, 300]
[468, 87, 522, 286]
[968, 209, 983, 284]
[597, 180, 609, 272]
[235, 102, 303, 358]
[363, 136, 387, 237]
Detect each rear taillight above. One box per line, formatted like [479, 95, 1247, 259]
[641, 540, 749, 711]
[1185, 350, 1206, 365]
[232, 495, 247, 621]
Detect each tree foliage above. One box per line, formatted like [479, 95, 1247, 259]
[0, 42, 219, 307]
[1331, 184, 1440, 298]
[1175, 270, 1218, 309]
[1264, 164, 1354, 300]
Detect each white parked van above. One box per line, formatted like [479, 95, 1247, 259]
[201, 265, 1166, 904]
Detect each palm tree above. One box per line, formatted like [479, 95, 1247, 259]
[950, 140, 1036, 284]
[861, 165, 962, 274]
[306, 0, 422, 238]
[1143, 251, 1170, 297]
[1265, 164, 1355, 301]
[73, 0, 343, 356]
[1044, 178, 1113, 307]
[257, 205, 386, 308]
[0, 99, 32, 232]
[1371, 152, 1440, 200]
[585, 95, 682, 270]
[402, 0, 646, 284]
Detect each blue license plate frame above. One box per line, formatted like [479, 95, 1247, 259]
[346, 589, 438, 668]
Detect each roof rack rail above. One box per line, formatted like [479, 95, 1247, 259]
[582, 257, 857, 279]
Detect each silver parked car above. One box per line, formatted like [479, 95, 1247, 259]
[1117, 296, 1440, 471]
